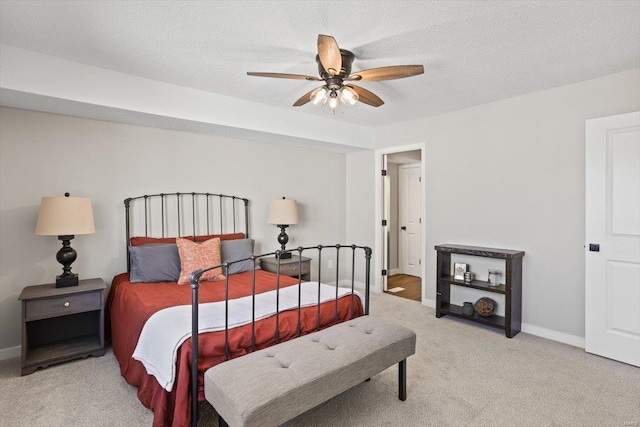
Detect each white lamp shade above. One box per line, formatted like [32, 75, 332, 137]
[267, 198, 299, 225]
[35, 196, 95, 236]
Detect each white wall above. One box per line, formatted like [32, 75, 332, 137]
[345, 150, 376, 286]
[0, 107, 347, 355]
[347, 68, 640, 342]
[3, 67, 638, 355]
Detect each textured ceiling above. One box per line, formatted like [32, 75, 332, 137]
[1, 1, 639, 129]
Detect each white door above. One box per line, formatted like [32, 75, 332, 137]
[585, 111, 640, 367]
[399, 165, 422, 277]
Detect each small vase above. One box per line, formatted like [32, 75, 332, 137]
[462, 301, 475, 316]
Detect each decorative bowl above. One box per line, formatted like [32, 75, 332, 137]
[474, 297, 496, 317]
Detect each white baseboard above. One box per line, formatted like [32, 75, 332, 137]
[0, 345, 20, 361]
[521, 323, 585, 348]
[0, 308, 582, 362]
[421, 301, 584, 348]
[422, 298, 436, 309]
[389, 269, 400, 276]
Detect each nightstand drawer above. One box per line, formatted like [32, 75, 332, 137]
[25, 291, 101, 321]
[260, 255, 312, 280]
[276, 261, 311, 277]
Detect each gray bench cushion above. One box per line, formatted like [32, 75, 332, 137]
[204, 316, 416, 427]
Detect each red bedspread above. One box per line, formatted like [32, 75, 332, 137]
[107, 270, 364, 427]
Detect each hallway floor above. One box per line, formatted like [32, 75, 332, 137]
[384, 274, 421, 302]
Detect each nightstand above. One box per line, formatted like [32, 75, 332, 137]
[18, 278, 106, 376]
[260, 255, 311, 281]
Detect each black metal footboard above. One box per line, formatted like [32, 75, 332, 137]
[188, 245, 372, 427]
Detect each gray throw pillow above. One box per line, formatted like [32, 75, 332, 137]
[220, 239, 260, 275]
[129, 244, 181, 283]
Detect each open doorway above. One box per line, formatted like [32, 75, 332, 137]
[375, 144, 425, 303]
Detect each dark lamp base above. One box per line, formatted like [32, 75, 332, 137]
[275, 224, 292, 259]
[56, 274, 79, 288]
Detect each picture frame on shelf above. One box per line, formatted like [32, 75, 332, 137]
[453, 262, 468, 281]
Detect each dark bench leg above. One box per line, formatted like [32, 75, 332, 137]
[399, 359, 407, 401]
[218, 415, 229, 427]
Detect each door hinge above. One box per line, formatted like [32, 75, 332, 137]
[419, 176, 422, 182]
[382, 269, 387, 276]
[382, 219, 387, 226]
[419, 218, 422, 224]
[419, 259, 422, 265]
[381, 169, 387, 176]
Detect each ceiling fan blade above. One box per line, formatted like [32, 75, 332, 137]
[346, 84, 384, 107]
[317, 34, 342, 76]
[247, 72, 321, 81]
[293, 88, 319, 107]
[347, 65, 424, 81]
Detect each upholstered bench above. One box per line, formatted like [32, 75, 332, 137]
[204, 316, 416, 427]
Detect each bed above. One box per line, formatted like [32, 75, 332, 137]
[106, 192, 371, 427]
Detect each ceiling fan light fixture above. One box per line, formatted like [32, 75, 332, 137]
[311, 86, 328, 105]
[327, 90, 339, 110]
[340, 86, 359, 106]
[248, 34, 423, 110]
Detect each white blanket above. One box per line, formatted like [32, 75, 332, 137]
[132, 282, 364, 392]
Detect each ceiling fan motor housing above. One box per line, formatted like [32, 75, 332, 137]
[316, 49, 355, 84]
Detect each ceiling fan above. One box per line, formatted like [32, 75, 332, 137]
[247, 34, 424, 110]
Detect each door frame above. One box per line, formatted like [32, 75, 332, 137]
[374, 143, 426, 302]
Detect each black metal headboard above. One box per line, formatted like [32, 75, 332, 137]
[124, 192, 249, 271]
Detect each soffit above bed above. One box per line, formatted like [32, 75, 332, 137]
[0, 1, 639, 151]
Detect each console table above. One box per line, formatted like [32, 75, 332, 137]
[435, 244, 524, 338]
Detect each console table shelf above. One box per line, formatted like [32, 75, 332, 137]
[435, 244, 524, 338]
[438, 303, 506, 328]
[442, 277, 506, 294]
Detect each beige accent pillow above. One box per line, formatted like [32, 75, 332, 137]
[176, 237, 225, 285]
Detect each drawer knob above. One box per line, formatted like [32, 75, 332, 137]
[292, 267, 297, 271]
[64, 301, 70, 307]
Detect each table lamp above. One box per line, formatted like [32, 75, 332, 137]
[35, 193, 95, 287]
[267, 197, 298, 259]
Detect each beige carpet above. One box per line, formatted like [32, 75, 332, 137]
[1, 292, 639, 427]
